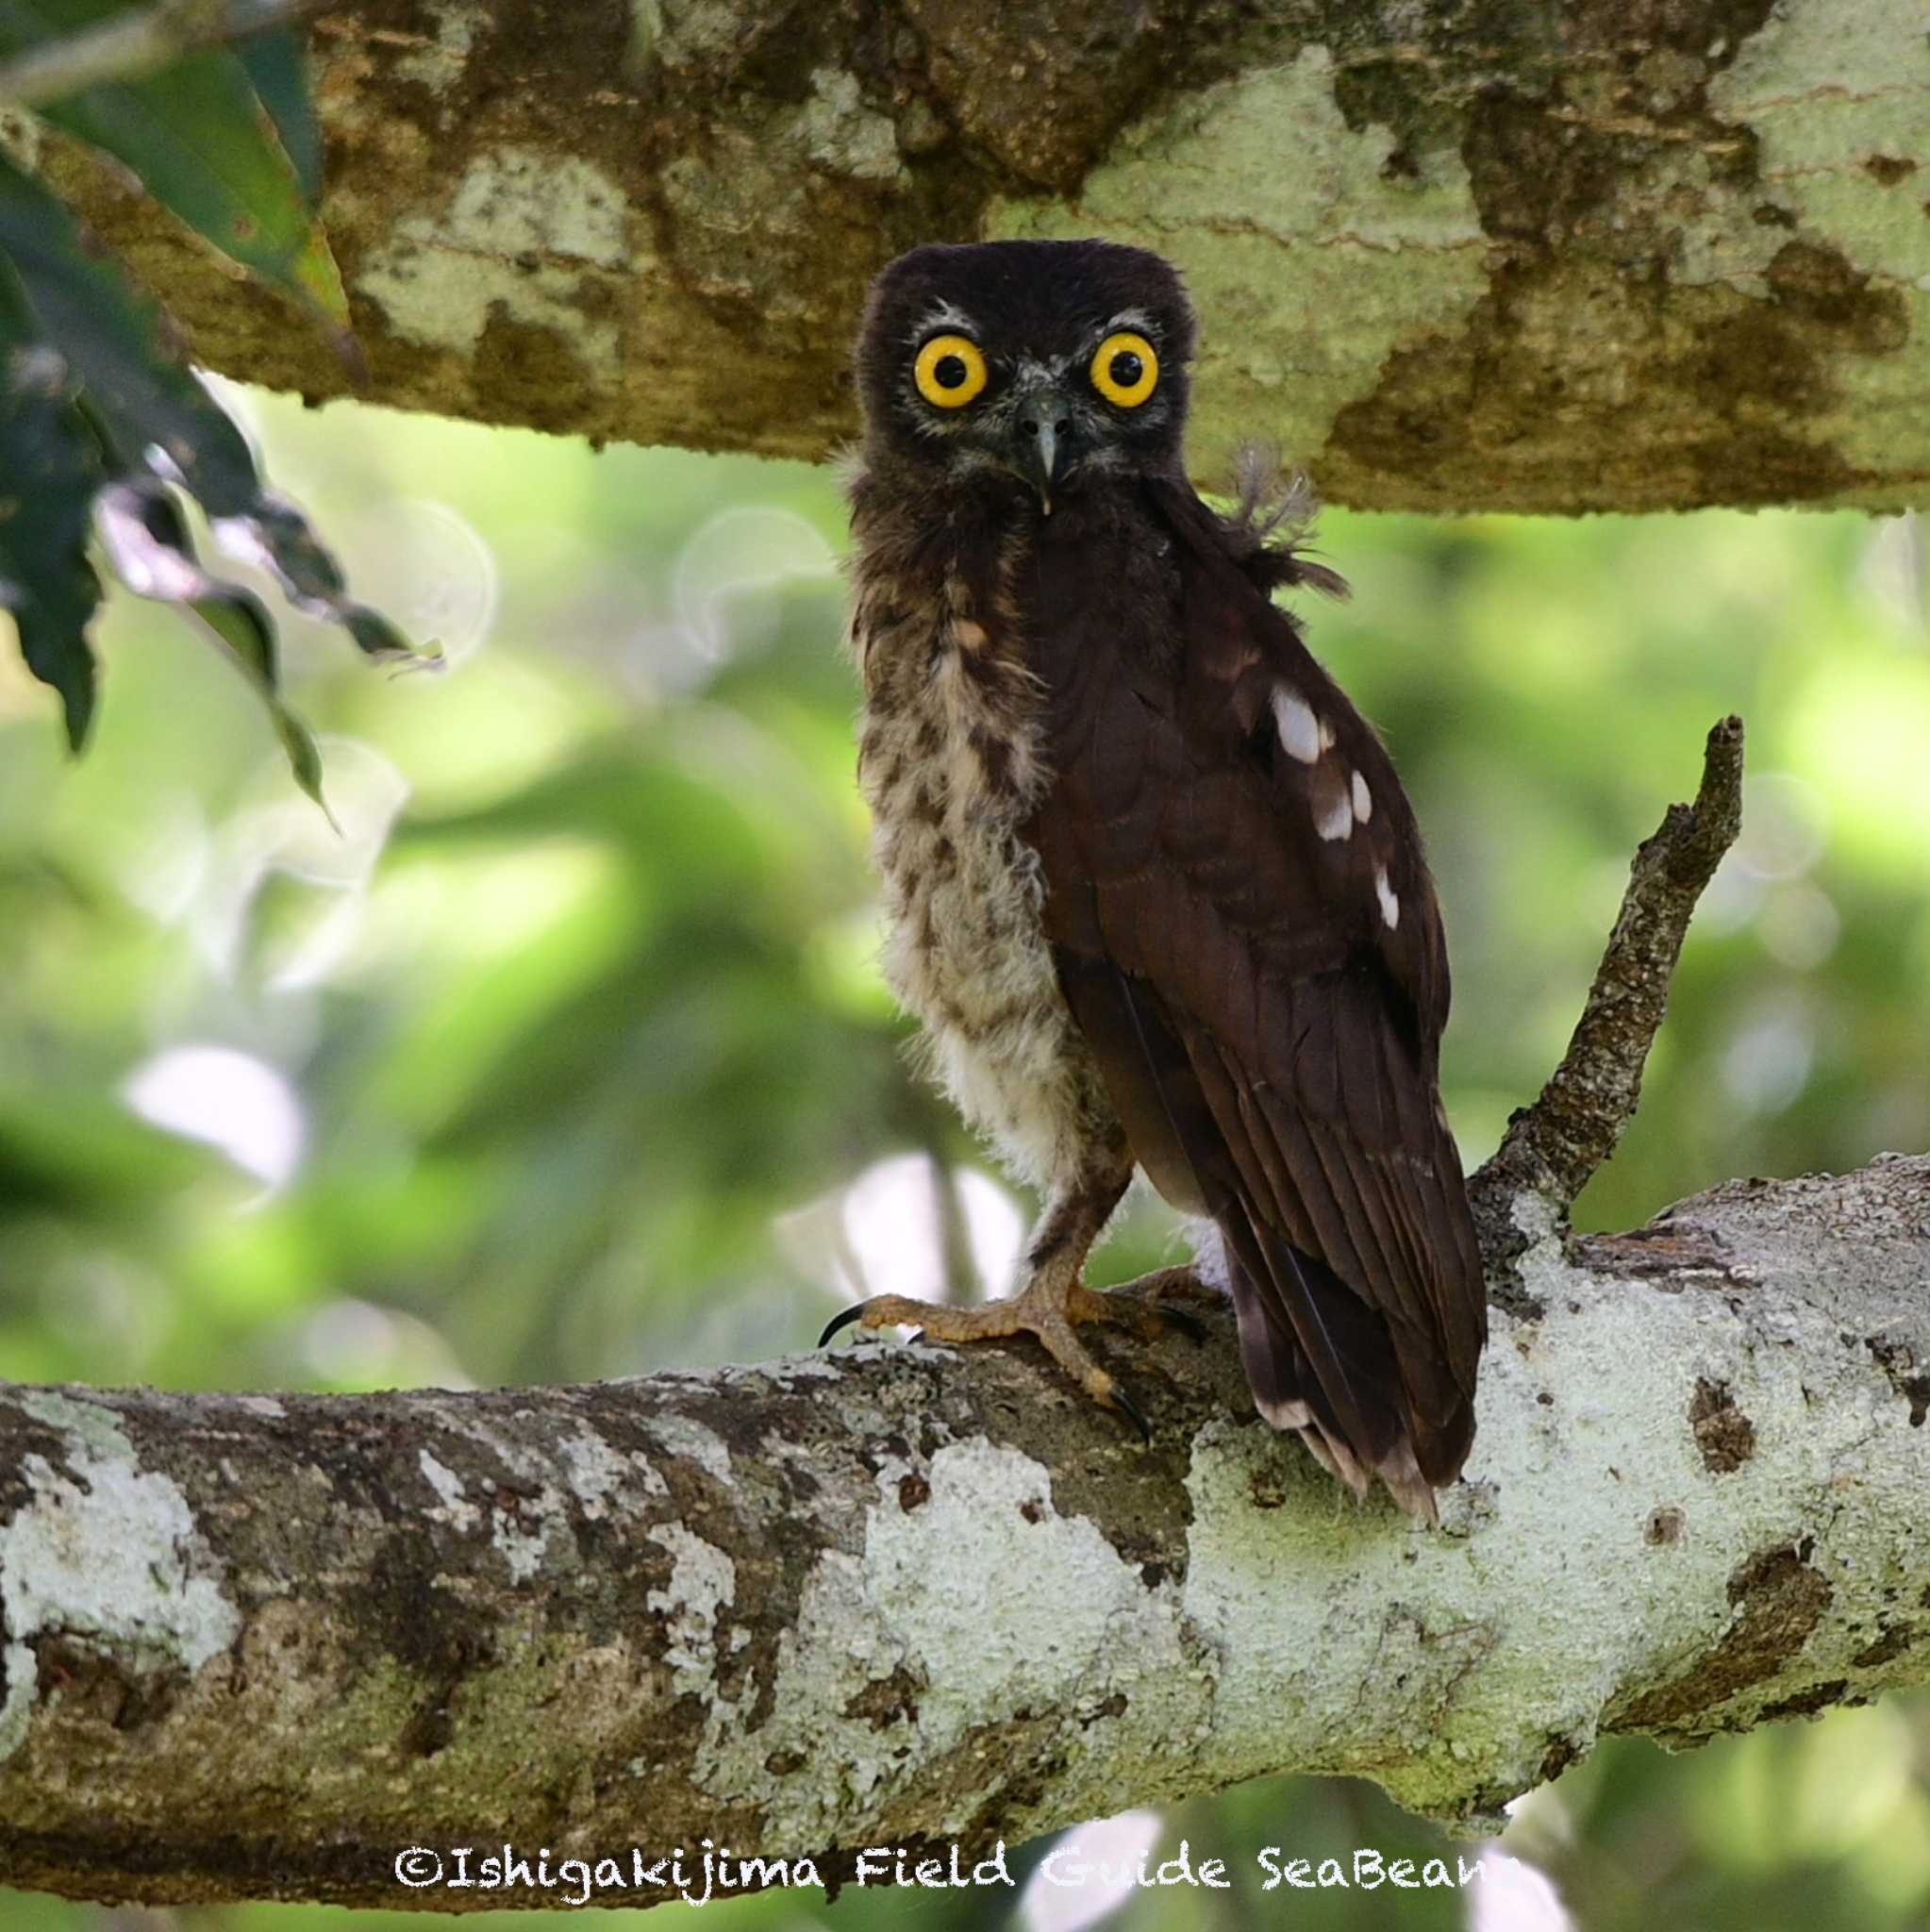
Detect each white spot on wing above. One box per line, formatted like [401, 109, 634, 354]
[1313, 789, 1354, 841]
[1256, 1396, 1312, 1430]
[1271, 686, 1322, 763]
[1351, 770, 1373, 822]
[1375, 863, 1401, 929]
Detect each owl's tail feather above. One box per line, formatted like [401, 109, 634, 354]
[1221, 1227, 1444, 1526]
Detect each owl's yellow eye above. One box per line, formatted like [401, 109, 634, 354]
[914, 335, 989, 408]
[1090, 331, 1158, 408]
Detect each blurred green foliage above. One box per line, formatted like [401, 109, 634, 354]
[0, 386, 1925, 1932]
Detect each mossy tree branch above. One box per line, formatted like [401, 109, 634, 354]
[14, 0, 1928, 511]
[0, 1155, 1927, 1913]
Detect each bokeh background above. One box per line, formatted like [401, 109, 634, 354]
[2, 381, 1927, 1932]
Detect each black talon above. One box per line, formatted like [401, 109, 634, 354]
[819, 1304, 869, 1347]
[1110, 1384, 1153, 1443]
[1156, 1307, 1208, 1344]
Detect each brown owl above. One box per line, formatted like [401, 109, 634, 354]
[825, 239, 1485, 1520]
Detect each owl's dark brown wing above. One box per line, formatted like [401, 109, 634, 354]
[1024, 478, 1485, 1506]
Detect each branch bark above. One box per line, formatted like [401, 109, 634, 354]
[14, 0, 1928, 512]
[0, 1154, 1927, 1912]
[0, 718, 1915, 1915]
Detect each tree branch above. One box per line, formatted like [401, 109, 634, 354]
[0, 712, 1915, 1920]
[1472, 714, 1746, 1240]
[21, 0, 1929, 512]
[0, 1150, 1926, 1913]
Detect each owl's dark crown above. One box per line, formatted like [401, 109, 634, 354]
[855, 239, 1196, 508]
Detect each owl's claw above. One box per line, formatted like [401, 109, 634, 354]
[1108, 1381, 1153, 1442]
[820, 1306, 931, 1352]
[1076, 1272, 1214, 1345]
[1144, 1303, 1207, 1344]
[1100, 1265, 1218, 1343]
[813, 1275, 1167, 1441]
[818, 1303, 869, 1348]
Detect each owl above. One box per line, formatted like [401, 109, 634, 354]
[826, 239, 1486, 1519]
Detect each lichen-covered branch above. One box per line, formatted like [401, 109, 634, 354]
[1, 1155, 1927, 1914]
[1472, 714, 1746, 1240]
[18, 0, 1929, 512]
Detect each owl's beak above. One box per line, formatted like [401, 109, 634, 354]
[1011, 384, 1074, 514]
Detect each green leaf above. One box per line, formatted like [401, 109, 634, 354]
[0, 155, 437, 675]
[0, 253, 103, 750]
[236, 25, 323, 208]
[0, 151, 258, 505]
[0, 0, 347, 325]
[214, 494, 435, 668]
[93, 475, 333, 815]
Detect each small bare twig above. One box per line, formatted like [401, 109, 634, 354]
[1472, 714, 1745, 1227]
[0, 0, 315, 108]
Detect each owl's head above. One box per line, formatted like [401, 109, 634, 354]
[855, 239, 1195, 509]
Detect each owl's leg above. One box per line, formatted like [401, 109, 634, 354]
[821, 1158, 1178, 1434]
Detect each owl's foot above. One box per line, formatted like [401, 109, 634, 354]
[1099, 1265, 1218, 1341]
[819, 1268, 1186, 1439]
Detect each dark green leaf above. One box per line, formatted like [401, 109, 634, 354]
[0, 156, 436, 677]
[222, 495, 436, 667]
[0, 253, 102, 750]
[341, 603, 421, 662]
[95, 478, 284, 678]
[0, 0, 347, 324]
[0, 152, 258, 508]
[236, 25, 324, 208]
[270, 703, 328, 811]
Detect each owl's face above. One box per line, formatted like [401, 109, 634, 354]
[855, 239, 1196, 509]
